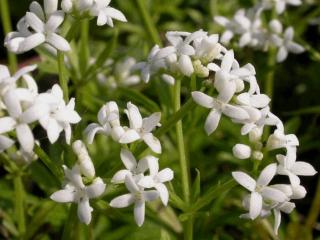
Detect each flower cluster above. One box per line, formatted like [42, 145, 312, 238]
[135, 30, 224, 84]
[0, 64, 81, 160]
[5, 0, 70, 54]
[5, 0, 127, 54]
[138, 29, 316, 234]
[214, 1, 304, 62]
[62, 0, 127, 27]
[85, 101, 162, 154]
[51, 140, 106, 224]
[85, 101, 174, 226]
[96, 57, 141, 88]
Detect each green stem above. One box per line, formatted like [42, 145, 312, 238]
[0, 0, 18, 72]
[14, 174, 26, 238]
[79, 20, 90, 77]
[61, 204, 77, 240]
[264, 47, 276, 101]
[134, 0, 162, 46]
[173, 78, 192, 240]
[305, 176, 320, 231]
[57, 51, 69, 102]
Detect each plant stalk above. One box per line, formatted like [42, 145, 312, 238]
[57, 51, 69, 102]
[0, 0, 18, 72]
[14, 174, 26, 238]
[173, 78, 193, 240]
[134, 0, 162, 46]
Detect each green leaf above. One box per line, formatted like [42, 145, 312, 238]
[191, 168, 201, 201]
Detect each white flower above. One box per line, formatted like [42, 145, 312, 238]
[0, 89, 46, 152]
[0, 64, 38, 108]
[61, 0, 93, 14]
[275, 27, 304, 62]
[111, 148, 154, 184]
[208, 50, 254, 98]
[232, 163, 288, 220]
[266, 129, 299, 151]
[103, 57, 140, 88]
[84, 101, 124, 143]
[90, 0, 127, 27]
[36, 84, 81, 144]
[232, 144, 252, 159]
[50, 164, 106, 225]
[138, 160, 174, 205]
[276, 154, 317, 186]
[119, 102, 162, 154]
[193, 34, 223, 63]
[110, 174, 159, 227]
[135, 45, 174, 83]
[0, 135, 15, 153]
[72, 140, 95, 179]
[192, 91, 249, 135]
[260, 0, 302, 14]
[5, 0, 70, 53]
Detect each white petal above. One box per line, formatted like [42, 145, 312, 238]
[126, 102, 143, 129]
[46, 11, 65, 31]
[86, 178, 106, 198]
[261, 187, 287, 202]
[104, 7, 127, 22]
[25, 12, 45, 32]
[77, 197, 93, 225]
[44, 0, 58, 16]
[125, 174, 140, 193]
[111, 169, 131, 184]
[232, 171, 256, 191]
[138, 176, 155, 188]
[0, 65, 10, 79]
[287, 42, 304, 54]
[13, 64, 37, 81]
[221, 50, 234, 72]
[19, 33, 46, 53]
[46, 33, 71, 52]
[178, 55, 194, 76]
[85, 123, 109, 144]
[4, 90, 22, 118]
[138, 155, 158, 174]
[223, 104, 249, 120]
[257, 163, 277, 186]
[142, 112, 161, 133]
[110, 194, 135, 208]
[50, 189, 75, 202]
[30, 1, 45, 20]
[192, 91, 214, 108]
[0, 135, 14, 152]
[120, 148, 137, 171]
[204, 110, 221, 135]
[277, 46, 288, 63]
[291, 162, 317, 176]
[20, 103, 49, 124]
[157, 168, 174, 183]
[47, 118, 62, 143]
[134, 201, 145, 227]
[0, 117, 16, 134]
[97, 12, 108, 26]
[155, 183, 169, 205]
[249, 192, 262, 220]
[250, 94, 270, 108]
[119, 129, 140, 144]
[16, 124, 34, 152]
[142, 133, 162, 154]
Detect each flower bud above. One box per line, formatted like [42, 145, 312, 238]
[291, 185, 307, 199]
[72, 140, 95, 178]
[252, 151, 263, 160]
[193, 60, 209, 78]
[269, 19, 283, 34]
[249, 127, 263, 142]
[235, 79, 245, 92]
[232, 144, 251, 159]
[61, 0, 73, 13]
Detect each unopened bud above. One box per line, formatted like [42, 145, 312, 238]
[232, 144, 251, 159]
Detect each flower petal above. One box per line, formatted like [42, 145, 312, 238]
[86, 177, 106, 198]
[257, 163, 277, 186]
[291, 161, 317, 176]
[16, 123, 34, 152]
[142, 112, 161, 133]
[111, 169, 131, 184]
[50, 189, 75, 202]
[0, 117, 16, 134]
[204, 110, 221, 135]
[46, 33, 71, 52]
[120, 148, 137, 171]
[192, 91, 214, 108]
[155, 183, 169, 205]
[142, 133, 162, 154]
[249, 192, 262, 220]
[77, 197, 93, 225]
[134, 200, 145, 227]
[157, 168, 174, 183]
[232, 171, 256, 191]
[110, 193, 135, 208]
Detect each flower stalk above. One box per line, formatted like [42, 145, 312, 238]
[173, 78, 193, 240]
[0, 0, 18, 72]
[14, 173, 26, 238]
[57, 51, 69, 102]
